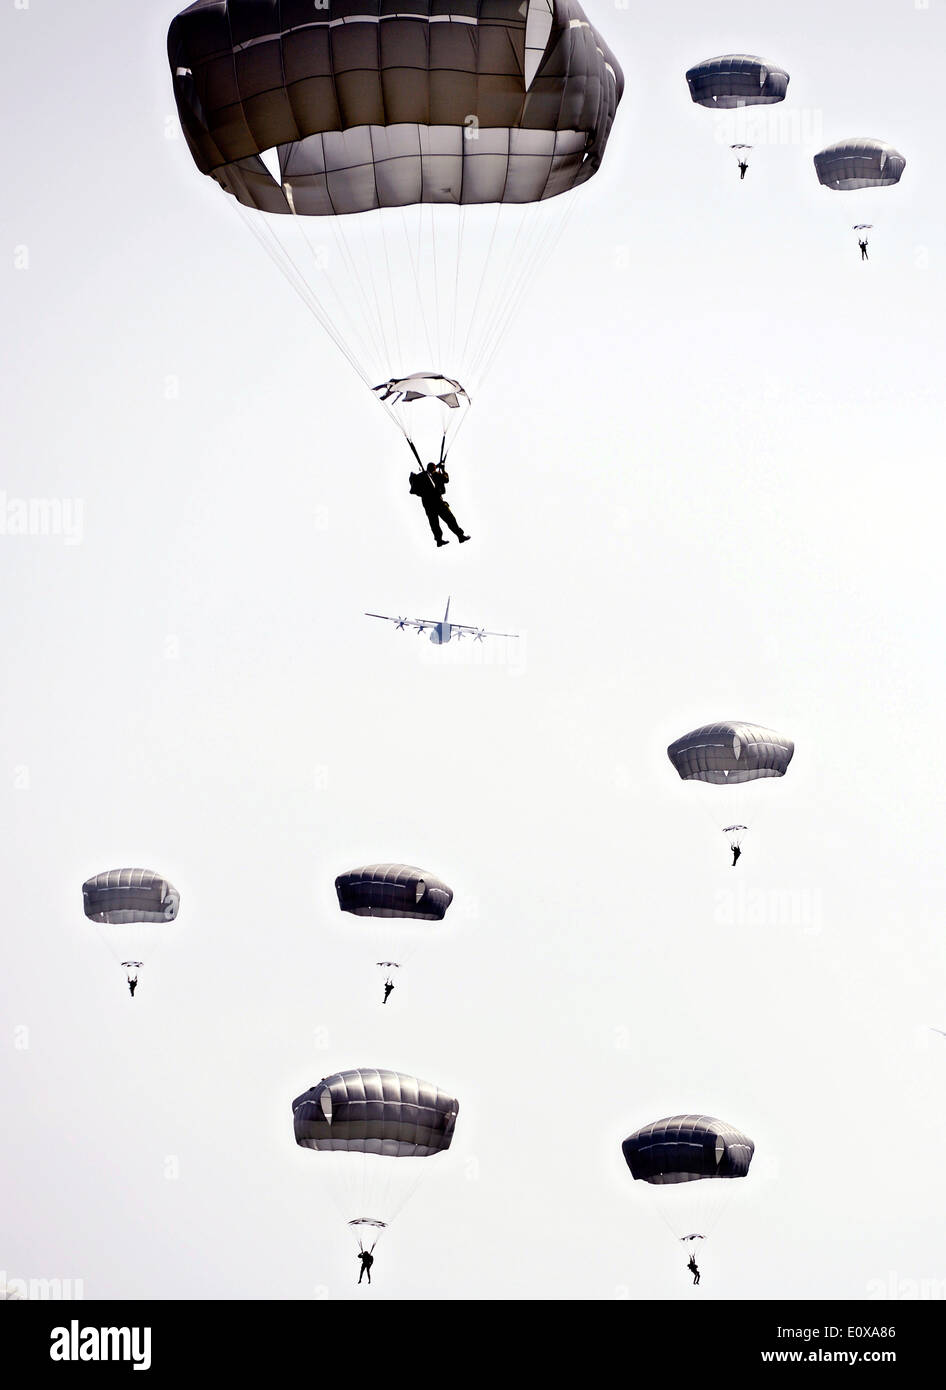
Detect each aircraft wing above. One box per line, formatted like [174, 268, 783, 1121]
[365, 612, 436, 632]
[452, 624, 519, 641]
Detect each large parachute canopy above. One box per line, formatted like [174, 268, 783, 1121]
[622, 1114, 755, 1184]
[168, 0, 623, 214]
[167, 0, 624, 465]
[293, 1067, 459, 1156]
[82, 868, 180, 994]
[335, 864, 453, 920]
[814, 139, 906, 191]
[292, 1067, 459, 1245]
[667, 721, 794, 784]
[82, 867, 180, 924]
[685, 54, 789, 108]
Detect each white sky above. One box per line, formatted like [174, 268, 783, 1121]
[2, 0, 946, 1301]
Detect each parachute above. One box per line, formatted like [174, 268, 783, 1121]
[685, 55, 789, 108]
[335, 863, 453, 993]
[667, 722, 794, 861]
[686, 55, 788, 179]
[623, 1115, 755, 1183]
[82, 868, 180, 995]
[814, 139, 906, 191]
[814, 141, 905, 258]
[335, 864, 453, 920]
[292, 1067, 459, 1247]
[622, 1115, 755, 1271]
[667, 721, 793, 783]
[167, 0, 624, 466]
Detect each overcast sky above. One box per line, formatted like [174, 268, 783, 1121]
[3, 0, 946, 1301]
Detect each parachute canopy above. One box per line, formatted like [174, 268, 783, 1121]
[167, 0, 624, 216]
[685, 54, 789, 108]
[622, 1115, 755, 1185]
[667, 722, 794, 784]
[374, 375, 468, 411]
[335, 864, 453, 920]
[814, 139, 906, 191]
[292, 1068, 459, 1156]
[82, 868, 180, 924]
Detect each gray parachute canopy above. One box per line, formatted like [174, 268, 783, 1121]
[814, 139, 906, 191]
[667, 722, 794, 784]
[293, 1068, 459, 1156]
[82, 868, 180, 924]
[168, 0, 624, 216]
[335, 864, 453, 920]
[685, 54, 789, 108]
[622, 1115, 755, 1185]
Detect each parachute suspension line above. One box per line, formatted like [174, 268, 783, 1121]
[353, 211, 398, 381]
[653, 1193, 686, 1249]
[362, 1151, 426, 1233]
[451, 202, 466, 368]
[260, 207, 380, 381]
[383, 1158, 426, 1228]
[480, 205, 569, 380]
[306, 211, 392, 377]
[303, 205, 396, 392]
[289, 212, 377, 367]
[232, 201, 374, 392]
[367, 126, 403, 374]
[397, 205, 437, 371]
[376, 206, 406, 382]
[649, 1181, 734, 1255]
[698, 1180, 737, 1242]
[690, 787, 728, 839]
[350, 1152, 425, 1237]
[311, 1149, 428, 1249]
[441, 195, 578, 458]
[237, 185, 579, 457]
[457, 198, 507, 375]
[464, 200, 542, 385]
[293, 205, 406, 435]
[429, 200, 444, 371]
[321, 1155, 358, 1236]
[471, 191, 580, 390]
